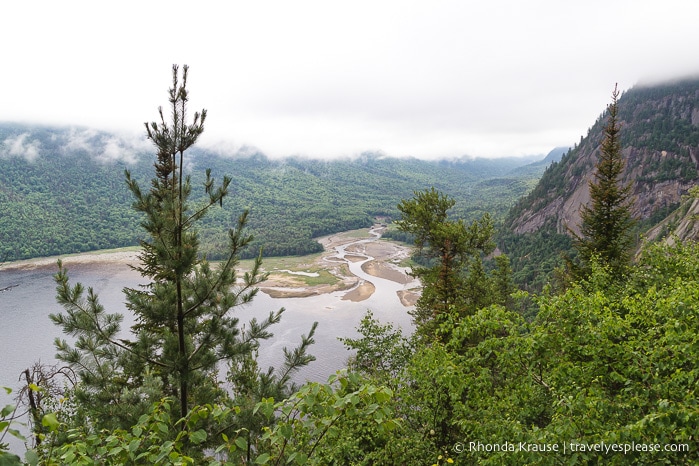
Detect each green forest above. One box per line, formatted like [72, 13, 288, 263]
[0, 123, 542, 262]
[2, 69, 699, 465]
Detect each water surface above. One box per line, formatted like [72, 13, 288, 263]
[0, 234, 415, 453]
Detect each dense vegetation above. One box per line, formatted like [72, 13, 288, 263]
[0, 147, 146, 259]
[0, 123, 543, 262]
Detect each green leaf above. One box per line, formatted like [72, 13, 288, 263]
[234, 436, 248, 451]
[1, 405, 14, 418]
[375, 390, 392, 403]
[24, 449, 40, 466]
[279, 423, 293, 440]
[189, 429, 207, 445]
[0, 452, 23, 466]
[128, 439, 141, 453]
[61, 451, 76, 464]
[255, 453, 270, 464]
[292, 452, 308, 465]
[41, 412, 60, 432]
[5, 429, 25, 442]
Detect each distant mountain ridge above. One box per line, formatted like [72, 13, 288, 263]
[0, 123, 545, 262]
[502, 77, 699, 287]
[539, 146, 569, 165]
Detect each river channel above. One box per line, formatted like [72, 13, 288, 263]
[0, 228, 416, 453]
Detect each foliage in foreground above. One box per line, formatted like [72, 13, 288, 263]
[17, 372, 396, 465]
[4, 237, 699, 465]
[337, 240, 699, 465]
[34, 65, 318, 462]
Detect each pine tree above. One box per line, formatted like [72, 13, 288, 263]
[396, 188, 503, 340]
[123, 64, 286, 422]
[571, 84, 635, 279]
[51, 65, 314, 431]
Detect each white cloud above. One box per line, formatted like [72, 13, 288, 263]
[2, 133, 41, 162]
[2, 0, 699, 159]
[96, 137, 139, 164]
[61, 128, 147, 164]
[63, 128, 100, 154]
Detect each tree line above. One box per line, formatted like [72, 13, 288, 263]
[0, 122, 544, 263]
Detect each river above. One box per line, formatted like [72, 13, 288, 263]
[0, 229, 416, 453]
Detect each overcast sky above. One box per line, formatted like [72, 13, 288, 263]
[2, 0, 699, 159]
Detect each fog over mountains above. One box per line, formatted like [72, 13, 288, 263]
[0, 122, 548, 262]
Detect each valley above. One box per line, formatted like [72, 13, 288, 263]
[3, 75, 699, 464]
[0, 124, 547, 263]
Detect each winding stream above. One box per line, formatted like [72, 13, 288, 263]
[239, 226, 416, 381]
[330, 226, 411, 301]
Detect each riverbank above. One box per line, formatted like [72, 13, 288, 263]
[0, 228, 421, 306]
[0, 247, 141, 272]
[0, 227, 418, 458]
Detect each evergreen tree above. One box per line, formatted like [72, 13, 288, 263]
[571, 84, 635, 279]
[396, 188, 508, 340]
[51, 65, 310, 432]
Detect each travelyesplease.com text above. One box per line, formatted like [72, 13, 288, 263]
[454, 441, 690, 455]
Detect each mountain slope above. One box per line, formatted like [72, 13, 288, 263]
[502, 78, 699, 287]
[0, 123, 545, 262]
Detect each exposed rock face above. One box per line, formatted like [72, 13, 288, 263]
[507, 78, 699, 243]
[644, 198, 699, 244]
[691, 107, 699, 127]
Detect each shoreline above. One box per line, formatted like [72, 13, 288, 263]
[0, 247, 142, 271]
[1, 229, 421, 305]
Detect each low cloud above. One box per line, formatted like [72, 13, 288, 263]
[0, 126, 151, 164]
[95, 136, 139, 164]
[64, 127, 100, 154]
[198, 138, 263, 159]
[63, 128, 145, 164]
[2, 133, 41, 161]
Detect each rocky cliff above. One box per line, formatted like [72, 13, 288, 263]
[506, 77, 699, 241]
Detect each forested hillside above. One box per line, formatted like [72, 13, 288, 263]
[0, 123, 544, 261]
[501, 77, 699, 289]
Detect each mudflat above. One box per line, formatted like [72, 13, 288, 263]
[259, 227, 420, 304]
[0, 228, 421, 305]
[0, 249, 141, 271]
